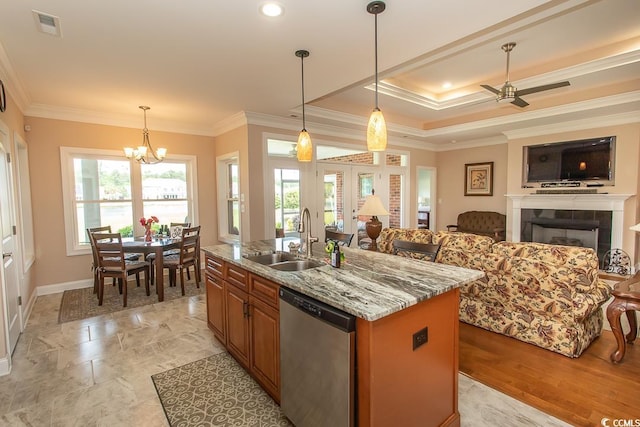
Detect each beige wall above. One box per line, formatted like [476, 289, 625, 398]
[435, 143, 509, 231]
[23, 117, 216, 288]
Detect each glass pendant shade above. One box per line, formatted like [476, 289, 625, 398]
[296, 129, 312, 162]
[367, 108, 387, 151]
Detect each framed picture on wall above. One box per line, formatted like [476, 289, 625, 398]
[464, 162, 493, 196]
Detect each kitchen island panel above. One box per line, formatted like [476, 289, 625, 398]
[357, 289, 460, 427]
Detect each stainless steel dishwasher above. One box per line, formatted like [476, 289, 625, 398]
[279, 287, 356, 427]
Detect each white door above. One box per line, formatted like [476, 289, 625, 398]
[0, 138, 21, 354]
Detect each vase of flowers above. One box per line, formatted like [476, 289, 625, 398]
[140, 216, 159, 242]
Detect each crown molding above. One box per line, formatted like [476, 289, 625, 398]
[366, 49, 640, 112]
[435, 135, 507, 152]
[421, 91, 640, 139]
[0, 43, 30, 113]
[24, 103, 215, 136]
[503, 110, 640, 139]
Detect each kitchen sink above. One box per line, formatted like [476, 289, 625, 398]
[244, 252, 299, 265]
[244, 252, 324, 271]
[269, 259, 324, 271]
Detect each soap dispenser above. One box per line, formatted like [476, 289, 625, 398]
[330, 240, 341, 268]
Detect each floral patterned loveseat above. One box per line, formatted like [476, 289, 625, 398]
[378, 228, 611, 357]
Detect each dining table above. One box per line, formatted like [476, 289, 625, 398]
[122, 237, 182, 302]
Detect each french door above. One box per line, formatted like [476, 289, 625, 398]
[318, 164, 399, 247]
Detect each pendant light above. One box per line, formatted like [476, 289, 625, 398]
[124, 106, 167, 164]
[295, 49, 312, 162]
[366, 1, 387, 152]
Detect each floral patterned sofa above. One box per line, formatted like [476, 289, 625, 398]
[378, 228, 611, 357]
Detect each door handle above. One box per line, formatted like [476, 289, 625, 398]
[2, 252, 12, 259]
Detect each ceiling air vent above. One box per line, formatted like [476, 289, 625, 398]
[32, 10, 62, 37]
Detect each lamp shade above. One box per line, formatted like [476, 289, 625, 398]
[367, 109, 387, 152]
[358, 194, 389, 217]
[630, 223, 640, 232]
[296, 129, 312, 162]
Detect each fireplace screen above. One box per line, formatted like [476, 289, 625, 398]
[520, 209, 612, 261]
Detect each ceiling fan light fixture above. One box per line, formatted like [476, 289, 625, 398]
[367, 1, 387, 152]
[295, 49, 312, 162]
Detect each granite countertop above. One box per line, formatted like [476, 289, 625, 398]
[202, 239, 484, 321]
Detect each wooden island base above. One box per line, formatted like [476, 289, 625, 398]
[356, 289, 460, 427]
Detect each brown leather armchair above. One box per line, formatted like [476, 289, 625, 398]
[447, 210, 506, 241]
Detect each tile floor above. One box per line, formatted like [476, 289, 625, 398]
[0, 289, 569, 426]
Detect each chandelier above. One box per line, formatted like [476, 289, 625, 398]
[124, 106, 167, 164]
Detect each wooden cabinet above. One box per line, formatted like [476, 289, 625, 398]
[226, 282, 250, 368]
[205, 254, 281, 402]
[205, 273, 226, 345]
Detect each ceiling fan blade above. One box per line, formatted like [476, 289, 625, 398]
[516, 81, 570, 96]
[480, 84, 501, 95]
[511, 97, 529, 108]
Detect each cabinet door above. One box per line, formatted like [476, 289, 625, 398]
[205, 273, 226, 345]
[226, 283, 250, 368]
[250, 295, 280, 402]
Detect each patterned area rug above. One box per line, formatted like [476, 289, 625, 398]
[58, 279, 204, 323]
[152, 352, 291, 427]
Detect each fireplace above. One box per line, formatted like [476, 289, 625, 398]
[507, 193, 632, 263]
[520, 209, 610, 259]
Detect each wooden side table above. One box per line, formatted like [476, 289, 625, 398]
[606, 271, 640, 363]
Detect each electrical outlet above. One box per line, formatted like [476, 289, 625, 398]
[413, 327, 428, 351]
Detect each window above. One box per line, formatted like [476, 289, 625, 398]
[217, 153, 240, 242]
[141, 162, 191, 225]
[274, 168, 300, 237]
[61, 147, 197, 255]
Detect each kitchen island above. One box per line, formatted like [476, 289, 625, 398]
[202, 239, 484, 427]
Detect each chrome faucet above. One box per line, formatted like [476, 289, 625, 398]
[297, 207, 318, 258]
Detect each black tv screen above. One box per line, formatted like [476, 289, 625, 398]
[524, 136, 615, 184]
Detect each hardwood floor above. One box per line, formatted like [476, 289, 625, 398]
[459, 322, 640, 426]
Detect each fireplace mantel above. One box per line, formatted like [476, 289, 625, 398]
[506, 193, 633, 249]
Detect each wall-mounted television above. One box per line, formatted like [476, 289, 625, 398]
[523, 136, 616, 186]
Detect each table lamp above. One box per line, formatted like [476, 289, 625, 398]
[358, 190, 389, 250]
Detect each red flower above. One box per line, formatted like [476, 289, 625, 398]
[139, 216, 159, 227]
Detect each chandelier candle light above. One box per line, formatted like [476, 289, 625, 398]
[357, 189, 389, 251]
[366, 1, 387, 152]
[295, 49, 312, 162]
[124, 106, 167, 164]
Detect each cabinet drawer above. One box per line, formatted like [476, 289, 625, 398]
[225, 263, 248, 291]
[206, 255, 224, 277]
[249, 274, 280, 309]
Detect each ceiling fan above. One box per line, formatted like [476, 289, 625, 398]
[481, 42, 570, 108]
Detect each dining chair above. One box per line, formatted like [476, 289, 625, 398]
[147, 222, 192, 284]
[325, 229, 355, 247]
[87, 226, 141, 294]
[163, 226, 201, 296]
[93, 232, 150, 307]
[392, 239, 441, 262]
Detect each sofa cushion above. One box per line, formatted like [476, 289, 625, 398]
[377, 228, 433, 254]
[433, 231, 494, 253]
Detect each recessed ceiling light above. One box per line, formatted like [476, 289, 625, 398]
[260, 2, 284, 17]
[442, 82, 452, 89]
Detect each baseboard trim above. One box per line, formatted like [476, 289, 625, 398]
[22, 288, 39, 328]
[37, 279, 93, 296]
[0, 356, 10, 377]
